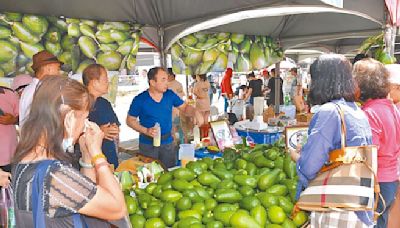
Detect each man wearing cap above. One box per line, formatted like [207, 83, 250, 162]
[386, 64, 400, 108]
[19, 50, 62, 127]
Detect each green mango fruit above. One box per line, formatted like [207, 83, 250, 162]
[99, 43, 118, 52]
[212, 168, 233, 180]
[125, 195, 138, 215]
[250, 42, 267, 70]
[171, 179, 194, 192]
[183, 49, 203, 66]
[282, 219, 297, 228]
[171, 43, 182, 60]
[127, 54, 137, 71]
[80, 19, 97, 27]
[176, 197, 192, 211]
[160, 190, 183, 203]
[65, 18, 81, 24]
[236, 54, 251, 72]
[216, 32, 230, 41]
[0, 40, 18, 63]
[231, 33, 245, 44]
[239, 38, 251, 54]
[268, 206, 287, 224]
[120, 171, 134, 191]
[78, 36, 97, 59]
[20, 41, 44, 58]
[266, 185, 288, 196]
[203, 48, 220, 62]
[194, 33, 208, 43]
[45, 41, 62, 56]
[71, 45, 80, 72]
[211, 53, 228, 72]
[12, 22, 41, 44]
[250, 205, 267, 227]
[130, 214, 145, 228]
[229, 209, 262, 228]
[178, 209, 202, 220]
[239, 196, 261, 211]
[58, 51, 71, 65]
[379, 51, 396, 64]
[181, 34, 198, 47]
[157, 172, 173, 185]
[204, 198, 217, 211]
[79, 23, 96, 40]
[68, 23, 81, 37]
[97, 51, 122, 70]
[161, 203, 176, 226]
[0, 26, 11, 39]
[196, 38, 219, 49]
[110, 29, 128, 42]
[214, 189, 241, 203]
[292, 211, 308, 227]
[22, 15, 48, 36]
[197, 172, 220, 186]
[47, 17, 68, 31]
[61, 35, 75, 51]
[44, 26, 62, 43]
[283, 156, 297, 179]
[258, 169, 280, 191]
[172, 60, 182, 74]
[192, 202, 206, 214]
[195, 60, 214, 74]
[257, 192, 279, 208]
[278, 196, 294, 214]
[5, 12, 22, 21]
[96, 30, 114, 44]
[177, 217, 201, 228]
[76, 59, 95, 74]
[103, 22, 131, 31]
[0, 58, 16, 76]
[16, 54, 29, 68]
[144, 218, 165, 228]
[117, 39, 133, 55]
[144, 205, 162, 219]
[173, 167, 197, 181]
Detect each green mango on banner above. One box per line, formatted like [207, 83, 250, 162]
[171, 31, 283, 74]
[4, 12, 22, 22]
[45, 41, 62, 56]
[20, 41, 44, 58]
[0, 26, 11, 39]
[0, 58, 17, 75]
[99, 43, 119, 52]
[0, 40, 18, 63]
[22, 15, 48, 36]
[45, 26, 62, 43]
[76, 59, 95, 73]
[59, 51, 72, 65]
[97, 51, 122, 71]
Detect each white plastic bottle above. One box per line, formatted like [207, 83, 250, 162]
[153, 122, 161, 147]
[193, 125, 201, 145]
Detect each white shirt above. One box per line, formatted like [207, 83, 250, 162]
[19, 78, 39, 127]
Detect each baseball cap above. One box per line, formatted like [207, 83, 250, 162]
[385, 64, 400, 85]
[31, 50, 63, 72]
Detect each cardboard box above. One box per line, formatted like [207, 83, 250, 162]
[296, 113, 313, 123]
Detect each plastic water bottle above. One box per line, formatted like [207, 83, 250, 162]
[284, 92, 291, 105]
[193, 125, 201, 145]
[153, 122, 161, 147]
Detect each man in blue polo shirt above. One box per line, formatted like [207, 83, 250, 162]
[127, 67, 203, 168]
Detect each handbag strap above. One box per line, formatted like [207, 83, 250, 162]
[333, 103, 346, 150]
[32, 160, 87, 228]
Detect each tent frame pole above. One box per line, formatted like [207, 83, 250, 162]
[158, 27, 167, 67]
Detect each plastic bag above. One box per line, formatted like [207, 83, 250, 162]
[0, 187, 16, 228]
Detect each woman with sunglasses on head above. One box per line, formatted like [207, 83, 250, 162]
[11, 76, 127, 227]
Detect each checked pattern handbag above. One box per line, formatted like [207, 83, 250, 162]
[295, 104, 384, 218]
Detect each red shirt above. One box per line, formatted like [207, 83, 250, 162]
[362, 99, 400, 182]
[221, 68, 233, 97]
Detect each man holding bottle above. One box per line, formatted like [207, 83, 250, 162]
[127, 67, 203, 168]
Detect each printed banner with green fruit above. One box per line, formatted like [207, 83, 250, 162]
[0, 12, 142, 77]
[171, 32, 284, 75]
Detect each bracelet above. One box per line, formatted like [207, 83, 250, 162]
[79, 158, 94, 169]
[91, 153, 106, 165]
[95, 161, 110, 170]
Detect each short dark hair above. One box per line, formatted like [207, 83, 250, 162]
[148, 67, 165, 82]
[270, 69, 275, 74]
[198, 74, 207, 81]
[82, 64, 106, 86]
[353, 58, 390, 101]
[309, 54, 356, 105]
[167, 68, 175, 77]
[353, 53, 368, 64]
[247, 71, 255, 79]
[290, 68, 297, 74]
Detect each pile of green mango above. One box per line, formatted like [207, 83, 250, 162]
[126, 144, 308, 228]
[0, 12, 141, 77]
[171, 32, 284, 75]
